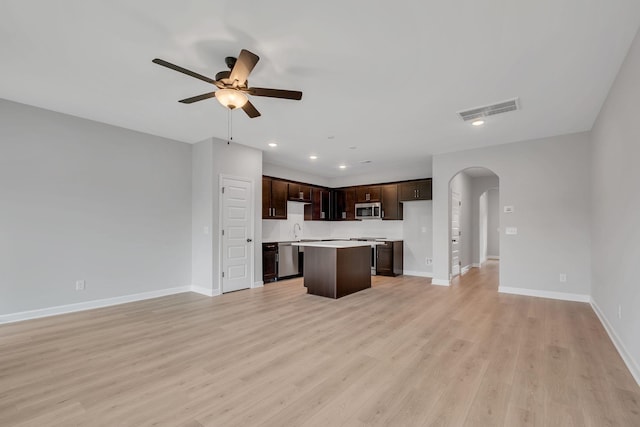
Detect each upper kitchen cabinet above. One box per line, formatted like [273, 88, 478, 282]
[309, 187, 331, 220]
[356, 185, 381, 202]
[381, 184, 402, 220]
[288, 182, 312, 203]
[334, 187, 357, 220]
[262, 177, 288, 219]
[399, 179, 432, 201]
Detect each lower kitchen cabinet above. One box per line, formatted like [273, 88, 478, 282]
[376, 240, 403, 276]
[262, 243, 278, 283]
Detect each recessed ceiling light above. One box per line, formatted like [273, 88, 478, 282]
[309, 155, 318, 160]
[471, 120, 485, 126]
[268, 142, 277, 147]
[339, 165, 346, 169]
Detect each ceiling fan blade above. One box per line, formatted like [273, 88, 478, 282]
[241, 100, 261, 118]
[247, 87, 303, 100]
[229, 49, 260, 85]
[178, 92, 217, 104]
[152, 58, 216, 85]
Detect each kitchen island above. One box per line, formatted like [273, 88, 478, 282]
[292, 241, 382, 299]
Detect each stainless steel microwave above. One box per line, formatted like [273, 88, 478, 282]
[355, 202, 381, 220]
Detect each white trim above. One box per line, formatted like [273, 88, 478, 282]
[461, 265, 472, 275]
[471, 263, 481, 268]
[431, 278, 450, 286]
[591, 299, 640, 386]
[0, 286, 190, 324]
[190, 285, 221, 297]
[498, 286, 590, 303]
[487, 255, 500, 260]
[403, 270, 433, 278]
[252, 281, 264, 288]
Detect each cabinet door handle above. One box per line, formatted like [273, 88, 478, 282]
[417, 189, 420, 198]
[382, 210, 385, 218]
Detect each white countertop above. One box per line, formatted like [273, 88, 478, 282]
[292, 240, 385, 248]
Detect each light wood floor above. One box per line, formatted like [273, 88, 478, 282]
[1, 262, 639, 426]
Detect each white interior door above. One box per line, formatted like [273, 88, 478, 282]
[221, 177, 253, 293]
[451, 190, 461, 277]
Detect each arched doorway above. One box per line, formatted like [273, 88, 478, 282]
[448, 167, 500, 285]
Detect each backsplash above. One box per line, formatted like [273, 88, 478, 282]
[262, 201, 403, 242]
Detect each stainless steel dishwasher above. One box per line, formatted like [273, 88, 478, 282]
[277, 242, 299, 278]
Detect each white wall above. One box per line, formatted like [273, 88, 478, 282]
[262, 201, 307, 243]
[192, 138, 263, 293]
[590, 28, 640, 383]
[487, 188, 500, 258]
[191, 141, 213, 293]
[329, 159, 432, 188]
[432, 132, 592, 299]
[479, 192, 488, 264]
[263, 162, 330, 187]
[450, 171, 473, 271]
[0, 99, 192, 316]
[469, 175, 500, 265]
[402, 201, 433, 276]
[212, 139, 263, 290]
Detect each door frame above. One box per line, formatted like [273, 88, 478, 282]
[218, 174, 255, 293]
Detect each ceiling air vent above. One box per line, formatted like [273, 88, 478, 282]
[457, 98, 520, 121]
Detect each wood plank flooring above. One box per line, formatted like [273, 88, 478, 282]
[1, 261, 639, 426]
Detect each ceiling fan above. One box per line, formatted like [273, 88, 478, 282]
[152, 49, 302, 118]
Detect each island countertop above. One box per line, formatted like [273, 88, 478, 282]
[292, 240, 385, 248]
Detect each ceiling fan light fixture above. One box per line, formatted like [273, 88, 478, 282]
[216, 88, 248, 109]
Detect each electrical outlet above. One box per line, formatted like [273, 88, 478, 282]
[75, 280, 85, 291]
[618, 305, 622, 320]
[425, 258, 433, 265]
[559, 273, 567, 283]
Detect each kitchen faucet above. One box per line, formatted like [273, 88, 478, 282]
[293, 223, 301, 240]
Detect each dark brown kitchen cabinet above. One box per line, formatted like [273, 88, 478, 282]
[381, 184, 402, 220]
[262, 177, 288, 219]
[288, 183, 312, 203]
[334, 187, 357, 220]
[310, 187, 331, 220]
[356, 185, 381, 202]
[376, 240, 403, 276]
[399, 179, 432, 201]
[262, 243, 278, 283]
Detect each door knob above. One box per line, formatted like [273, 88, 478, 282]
[247, 238, 253, 242]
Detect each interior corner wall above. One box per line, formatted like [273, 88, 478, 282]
[0, 99, 192, 316]
[191, 140, 214, 293]
[432, 132, 591, 297]
[449, 172, 473, 271]
[590, 27, 640, 383]
[486, 188, 500, 258]
[469, 176, 500, 265]
[211, 139, 263, 291]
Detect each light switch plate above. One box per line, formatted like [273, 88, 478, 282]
[505, 227, 518, 235]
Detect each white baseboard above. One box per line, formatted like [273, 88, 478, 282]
[190, 285, 219, 297]
[461, 265, 472, 275]
[403, 270, 433, 278]
[431, 278, 450, 286]
[471, 263, 481, 268]
[498, 286, 590, 303]
[591, 299, 640, 386]
[252, 281, 264, 288]
[487, 255, 500, 260]
[0, 286, 191, 324]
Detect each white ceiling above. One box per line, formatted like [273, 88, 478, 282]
[1, 1, 639, 178]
